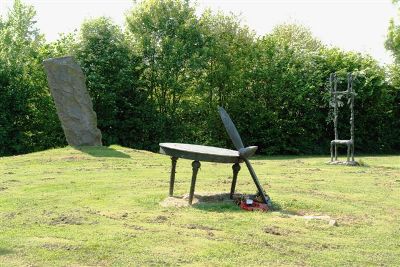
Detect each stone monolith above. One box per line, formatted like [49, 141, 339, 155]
[43, 56, 102, 146]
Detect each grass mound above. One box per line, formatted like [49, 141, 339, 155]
[0, 146, 399, 266]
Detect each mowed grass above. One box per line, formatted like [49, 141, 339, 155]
[0, 145, 399, 266]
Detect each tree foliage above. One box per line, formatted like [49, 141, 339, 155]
[0, 0, 64, 155]
[0, 0, 398, 156]
[126, 0, 205, 142]
[74, 17, 158, 149]
[384, 0, 400, 151]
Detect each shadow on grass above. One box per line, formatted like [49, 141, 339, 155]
[0, 248, 13, 255]
[74, 146, 131, 158]
[191, 193, 283, 213]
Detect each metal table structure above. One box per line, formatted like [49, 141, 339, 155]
[159, 107, 271, 205]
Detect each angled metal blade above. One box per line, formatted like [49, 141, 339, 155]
[218, 107, 244, 150]
[243, 158, 271, 206]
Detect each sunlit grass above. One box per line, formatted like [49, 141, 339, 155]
[0, 146, 399, 266]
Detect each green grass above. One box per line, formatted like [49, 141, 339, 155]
[0, 145, 399, 266]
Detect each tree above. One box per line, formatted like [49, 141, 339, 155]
[384, 0, 400, 151]
[191, 10, 258, 147]
[126, 0, 205, 142]
[386, 0, 400, 63]
[73, 17, 157, 149]
[0, 0, 64, 155]
[233, 24, 326, 154]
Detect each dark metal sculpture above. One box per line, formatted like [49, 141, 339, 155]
[329, 73, 357, 165]
[159, 107, 271, 205]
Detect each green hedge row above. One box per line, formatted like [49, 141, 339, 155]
[1, 0, 399, 156]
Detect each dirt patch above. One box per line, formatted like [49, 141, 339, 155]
[49, 214, 85, 225]
[41, 177, 55, 181]
[42, 243, 80, 251]
[186, 224, 217, 231]
[275, 211, 339, 226]
[42, 210, 56, 216]
[91, 211, 129, 220]
[307, 190, 331, 199]
[0, 187, 7, 191]
[5, 179, 19, 183]
[337, 214, 366, 225]
[3, 212, 16, 219]
[160, 192, 236, 207]
[61, 156, 86, 161]
[306, 168, 321, 172]
[150, 215, 169, 223]
[207, 231, 215, 237]
[123, 223, 146, 231]
[327, 160, 360, 166]
[263, 226, 284, 236]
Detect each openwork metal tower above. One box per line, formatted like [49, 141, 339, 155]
[329, 73, 357, 165]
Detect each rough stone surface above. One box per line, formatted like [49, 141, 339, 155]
[43, 56, 102, 146]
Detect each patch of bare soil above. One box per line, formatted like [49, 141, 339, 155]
[276, 211, 339, 226]
[327, 160, 360, 166]
[42, 243, 80, 251]
[3, 212, 16, 219]
[60, 156, 84, 161]
[41, 177, 55, 181]
[160, 192, 236, 207]
[49, 214, 85, 225]
[306, 168, 321, 172]
[123, 223, 146, 231]
[5, 179, 19, 183]
[263, 226, 284, 236]
[149, 215, 169, 223]
[186, 224, 217, 231]
[186, 224, 218, 239]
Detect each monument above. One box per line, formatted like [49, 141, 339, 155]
[43, 56, 102, 146]
[159, 107, 271, 206]
[328, 73, 358, 165]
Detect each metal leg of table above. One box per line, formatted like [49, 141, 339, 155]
[244, 158, 269, 205]
[169, 157, 178, 197]
[230, 163, 241, 199]
[334, 144, 338, 161]
[189, 160, 201, 205]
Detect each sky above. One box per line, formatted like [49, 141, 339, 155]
[0, 0, 398, 65]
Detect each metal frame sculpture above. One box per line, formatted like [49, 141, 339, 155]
[159, 107, 271, 206]
[329, 73, 357, 165]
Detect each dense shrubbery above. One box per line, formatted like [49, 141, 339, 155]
[0, 0, 399, 156]
[0, 0, 64, 155]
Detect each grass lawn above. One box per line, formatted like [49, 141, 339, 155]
[0, 145, 399, 266]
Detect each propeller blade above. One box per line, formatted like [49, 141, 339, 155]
[218, 107, 244, 150]
[243, 158, 271, 206]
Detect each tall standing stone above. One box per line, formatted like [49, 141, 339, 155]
[43, 56, 102, 146]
